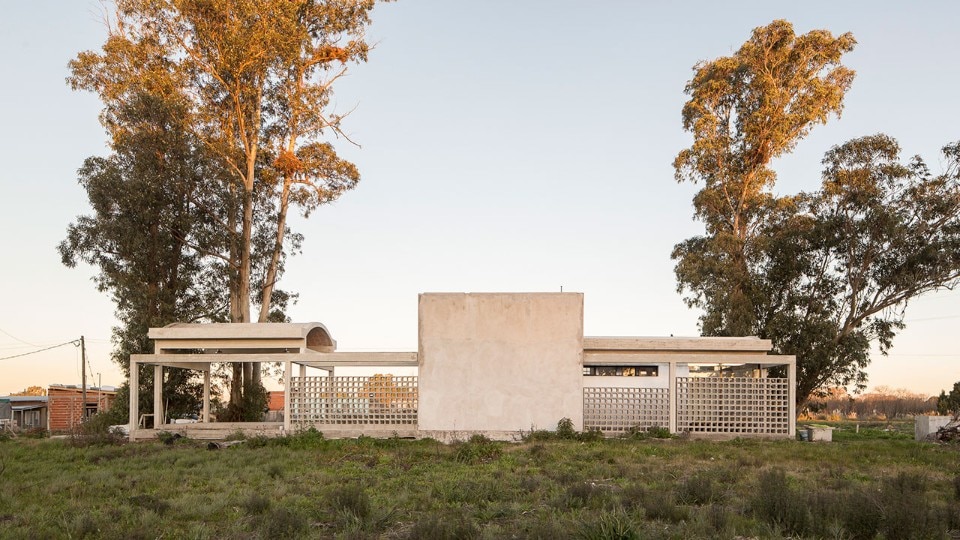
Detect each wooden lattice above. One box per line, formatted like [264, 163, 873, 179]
[675, 377, 789, 434]
[583, 387, 670, 433]
[289, 375, 418, 425]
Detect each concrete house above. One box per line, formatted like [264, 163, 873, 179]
[129, 293, 795, 441]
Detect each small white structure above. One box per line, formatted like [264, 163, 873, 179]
[129, 293, 796, 441]
[915, 415, 952, 441]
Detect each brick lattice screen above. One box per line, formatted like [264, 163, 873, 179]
[289, 375, 418, 426]
[582, 387, 670, 433]
[675, 377, 790, 435]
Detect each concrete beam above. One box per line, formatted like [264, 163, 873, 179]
[584, 336, 772, 352]
[583, 352, 778, 365]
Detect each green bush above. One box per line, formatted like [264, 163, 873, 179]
[241, 493, 271, 516]
[454, 434, 502, 464]
[262, 507, 307, 538]
[621, 425, 672, 440]
[330, 484, 371, 520]
[405, 511, 480, 540]
[751, 469, 809, 535]
[69, 413, 126, 447]
[578, 509, 641, 540]
[556, 418, 577, 439]
[21, 427, 48, 439]
[676, 473, 721, 505]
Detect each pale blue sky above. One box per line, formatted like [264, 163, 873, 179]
[1, 1, 958, 397]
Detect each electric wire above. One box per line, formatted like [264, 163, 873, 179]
[0, 326, 39, 347]
[0, 340, 79, 361]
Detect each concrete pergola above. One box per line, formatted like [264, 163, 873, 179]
[130, 323, 337, 431]
[583, 336, 797, 436]
[128, 322, 418, 440]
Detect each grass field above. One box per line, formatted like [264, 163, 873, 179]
[1, 422, 958, 539]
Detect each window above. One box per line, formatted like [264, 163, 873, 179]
[583, 365, 659, 377]
[24, 410, 41, 427]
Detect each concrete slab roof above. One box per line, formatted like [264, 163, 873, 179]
[148, 322, 336, 352]
[149, 322, 333, 340]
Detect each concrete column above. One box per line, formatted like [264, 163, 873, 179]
[129, 360, 138, 441]
[153, 365, 163, 428]
[284, 360, 293, 433]
[202, 369, 210, 423]
[668, 360, 677, 434]
[788, 358, 796, 437]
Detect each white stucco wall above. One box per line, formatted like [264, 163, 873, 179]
[417, 293, 584, 440]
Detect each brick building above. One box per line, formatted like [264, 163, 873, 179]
[46, 384, 117, 431]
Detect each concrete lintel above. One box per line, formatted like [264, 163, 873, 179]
[584, 336, 772, 352]
[296, 352, 418, 367]
[584, 352, 773, 365]
[154, 338, 308, 352]
[131, 353, 316, 364]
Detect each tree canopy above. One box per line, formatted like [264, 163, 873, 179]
[674, 19, 856, 336]
[673, 20, 960, 404]
[65, 0, 382, 417]
[755, 135, 960, 400]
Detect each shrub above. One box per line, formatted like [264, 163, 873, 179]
[676, 474, 720, 506]
[562, 482, 606, 509]
[880, 471, 934, 539]
[621, 485, 687, 524]
[579, 427, 605, 442]
[21, 427, 48, 439]
[69, 414, 126, 447]
[647, 426, 672, 439]
[243, 427, 326, 449]
[579, 509, 641, 540]
[751, 469, 809, 535]
[621, 425, 672, 440]
[454, 434, 501, 464]
[556, 418, 577, 439]
[330, 485, 371, 520]
[242, 493, 271, 516]
[266, 463, 283, 479]
[224, 429, 247, 442]
[837, 489, 881, 540]
[262, 507, 308, 538]
[155, 431, 181, 445]
[405, 511, 480, 540]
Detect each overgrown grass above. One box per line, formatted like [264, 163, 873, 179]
[1, 423, 958, 538]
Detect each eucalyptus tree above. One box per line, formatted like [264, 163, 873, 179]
[68, 0, 382, 416]
[673, 20, 856, 336]
[755, 135, 960, 402]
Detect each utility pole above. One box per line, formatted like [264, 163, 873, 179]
[80, 335, 87, 422]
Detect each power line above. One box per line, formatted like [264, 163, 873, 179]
[0, 340, 79, 361]
[0, 326, 39, 347]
